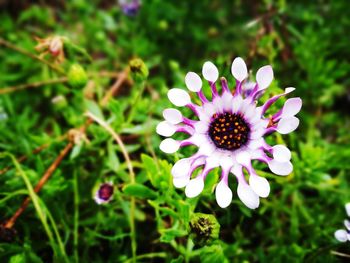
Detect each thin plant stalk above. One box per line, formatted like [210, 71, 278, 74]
[5, 153, 69, 262]
[85, 111, 137, 263]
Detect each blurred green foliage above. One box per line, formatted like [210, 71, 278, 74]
[0, 0, 350, 262]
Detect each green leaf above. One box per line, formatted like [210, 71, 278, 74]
[141, 154, 159, 188]
[123, 183, 157, 199]
[199, 245, 229, 263]
[84, 99, 104, 120]
[9, 254, 25, 263]
[170, 255, 184, 263]
[159, 228, 187, 243]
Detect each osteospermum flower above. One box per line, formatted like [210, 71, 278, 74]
[335, 203, 350, 242]
[94, 182, 114, 205]
[119, 0, 141, 16]
[157, 57, 302, 209]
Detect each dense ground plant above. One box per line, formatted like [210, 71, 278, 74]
[0, 1, 350, 262]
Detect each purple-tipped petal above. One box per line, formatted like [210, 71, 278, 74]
[202, 61, 219, 82]
[231, 57, 248, 82]
[185, 72, 202, 92]
[249, 175, 270, 198]
[277, 116, 300, 134]
[268, 160, 293, 176]
[281, 97, 302, 118]
[256, 65, 273, 90]
[215, 180, 233, 208]
[168, 88, 191, 106]
[156, 121, 176, 137]
[163, 108, 183, 124]
[335, 229, 349, 242]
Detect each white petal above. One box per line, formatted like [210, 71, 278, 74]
[173, 176, 190, 188]
[198, 141, 216, 156]
[212, 96, 224, 113]
[222, 92, 233, 111]
[185, 177, 204, 198]
[249, 175, 270, 198]
[231, 95, 243, 113]
[268, 160, 293, 176]
[231, 164, 243, 176]
[163, 108, 182, 124]
[285, 87, 295, 93]
[281, 97, 302, 118]
[335, 229, 348, 242]
[185, 72, 202, 92]
[159, 138, 180, 153]
[202, 61, 219, 82]
[244, 104, 256, 120]
[256, 65, 273, 90]
[237, 183, 260, 209]
[215, 181, 233, 208]
[156, 121, 176, 137]
[250, 128, 265, 140]
[197, 103, 216, 122]
[239, 99, 250, 114]
[231, 57, 248, 82]
[205, 153, 221, 169]
[345, 203, 350, 217]
[248, 138, 264, 150]
[187, 133, 207, 146]
[167, 88, 191, 107]
[235, 151, 251, 166]
[272, 145, 291, 162]
[193, 121, 209, 134]
[344, 220, 350, 231]
[277, 116, 300, 134]
[171, 158, 191, 178]
[219, 154, 235, 170]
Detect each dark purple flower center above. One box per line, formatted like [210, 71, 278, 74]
[98, 184, 114, 201]
[208, 112, 250, 151]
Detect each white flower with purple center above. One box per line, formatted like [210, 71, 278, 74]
[157, 57, 302, 209]
[94, 182, 114, 205]
[335, 203, 350, 242]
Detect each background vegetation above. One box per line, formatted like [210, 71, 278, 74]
[0, 0, 350, 262]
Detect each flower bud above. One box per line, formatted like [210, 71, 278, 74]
[51, 95, 67, 110]
[129, 58, 149, 81]
[189, 213, 220, 246]
[67, 64, 88, 88]
[35, 35, 65, 63]
[94, 182, 114, 205]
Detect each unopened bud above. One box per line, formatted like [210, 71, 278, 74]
[51, 95, 67, 110]
[129, 58, 149, 81]
[35, 35, 65, 63]
[67, 64, 88, 88]
[189, 213, 220, 246]
[94, 182, 114, 204]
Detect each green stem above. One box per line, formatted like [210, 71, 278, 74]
[44, 201, 69, 262]
[124, 252, 167, 263]
[126, 80, 147, 125]
[6, 153, 68, 262]
[0, 37, 65, 75]
[130, 197, 136, 263]
[73, 170, 80, 263]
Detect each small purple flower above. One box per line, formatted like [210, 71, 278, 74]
[157, 57, 302, 209]
[335, 203, 350, 242]
[119, 0, 141, 16]
[94, 182, 114, 205]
